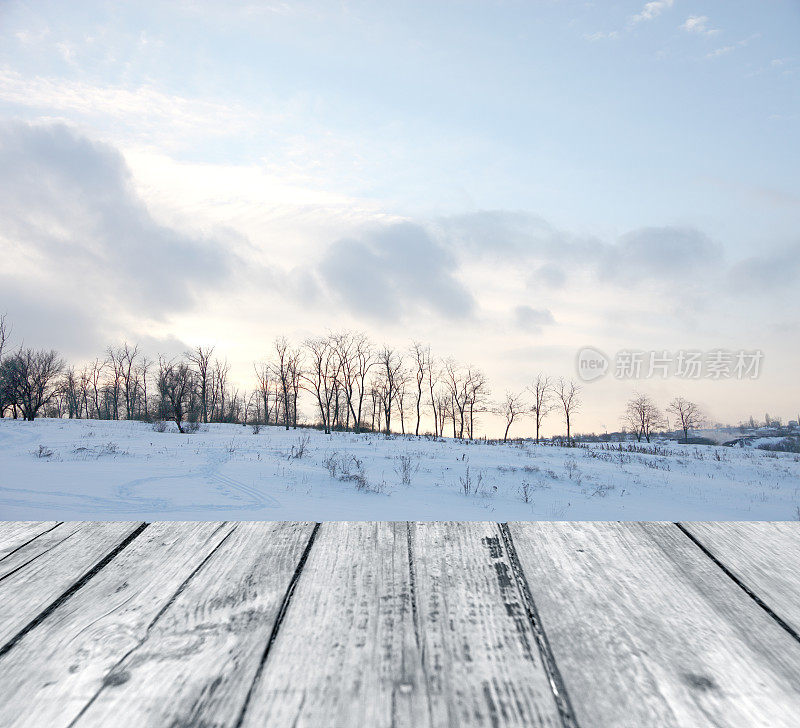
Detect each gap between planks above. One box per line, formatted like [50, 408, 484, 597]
[675, 522, 800, 645]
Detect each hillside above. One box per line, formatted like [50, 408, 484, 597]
[1, 418, 798, 521]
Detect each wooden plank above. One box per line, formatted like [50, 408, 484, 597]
[0, 522, 60, 560]
[238, 521, 428, 728]
[0, 522, 144, 648]
[0, 522, 84, 580]
[0, 521, 235, 728]
[507, 522, 800, 728]
[408, 522, 565, 727]
[679, 522, 800, 637]
[241, 522, 564, 728]
[69, 522, 316, 728]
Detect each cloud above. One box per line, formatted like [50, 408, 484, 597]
[316, 222, 475, 322]
[432, 212, 728, 293]
[707, 34, 759, 59]
[600, 226, 723, 284]
[530, 264, 567, 289]
[630, 0, 674, 25]
[681, 16, 719, 36]
[514, 306, 555, 333]
[727, 242, 800, 293]
[0, 121, 237, 339]
[584, 31, 620, 41]
[0, 67, 259, 149]
[434, 210, 599, 261]
[707, 45, 734, 58]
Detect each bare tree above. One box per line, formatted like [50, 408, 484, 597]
[211, 358, 231, 422]
[3, 348, 65, 421]
[302, 336, 339, 434]
[667, 396, 705, 443]
[253, 361, 273, 425]
[288, 346, 303, 429]
[555, 377, 581, 445]
[496, 391, 526, 442]
[117, 343, 139, 419]
[409, 341, 429, 436]
[105, 346, 124, 419]
[62, 367, 81, 418]
[527, 374, 555, 444]
[139, 355, 153, 420]
[394, 364, 412, 435]
[188, 346, 214, 423]
[0, 314, 9, 362]
[623, 392, 665, 443]
[465, 367, 490, 439]
[375, 345, 404, 434]
[273, 337, 293, 430]
[0, 314, 12, 418]
[336, 332, 376, 433]
[427, 353, 442, 437]
[157, 357, 194, 433]
[88, 359, 104, 419]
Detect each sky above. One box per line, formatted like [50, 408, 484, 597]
[1, 0, 799, 435]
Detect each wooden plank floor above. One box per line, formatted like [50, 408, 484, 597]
[0, 522, 798, 728]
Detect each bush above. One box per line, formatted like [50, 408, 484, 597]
[758, 437, 800, 453]
[288, 435, 310, 459]
[34, 444, 54, 459]
[152, 420, 168, 433]
[394, 453, 420, 486]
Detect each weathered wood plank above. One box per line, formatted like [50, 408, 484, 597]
[409, 522, 565, 727]
[223, 522, 424, 728]
[69, 522, 316, 728]
[507, 522, 800, 728]
[0, 521, 234, 728]
[0, 522, 144, 648]
[241, 521, 564, 728]
[0, 522, 84, 580]
[679, 522, 800, 637]
[0, 521, 60, 560]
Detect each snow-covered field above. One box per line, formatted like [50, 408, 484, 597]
[1, 418, 798, 521]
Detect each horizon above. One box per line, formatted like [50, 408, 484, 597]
[2, 0, 799, 436]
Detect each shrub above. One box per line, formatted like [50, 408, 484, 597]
[288, 435, 310, 459]
[394, 453, 420, 486]
[34, 444, 53, 459]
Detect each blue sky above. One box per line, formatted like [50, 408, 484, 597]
[1, 0, 799, 432]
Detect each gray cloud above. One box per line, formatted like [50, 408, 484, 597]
[513, 305, 555, 333]
[728, 242, 800, 292]
[0, 120, 235, 321]
[600, 226, 724, 284]
[529, 263, 567, 289]
[316, 222, 475, 322]
[435, 211, 728, 290]
[434, 210, 600, 261]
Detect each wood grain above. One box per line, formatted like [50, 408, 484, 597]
[0, 522, 84, 580]
[0, 521, 234, 728]
[71, 521, 316, 728]
[0, 522, 60, 560]
[239, 521, 427, 728]
[507, 521, 800, 728]
[0, 521, 144, 648]
[241, 521, 564, 728]
[679, 522, 800, 636]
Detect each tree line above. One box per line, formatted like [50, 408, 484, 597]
[0, 315, 590, 441]
[0, 314, 709, 443]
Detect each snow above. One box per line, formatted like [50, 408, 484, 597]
[1, 418, 798, 521]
